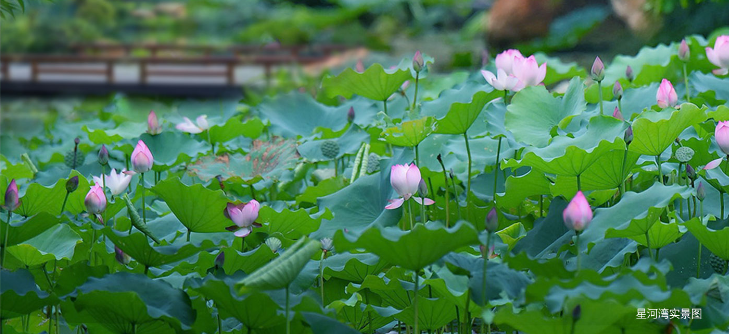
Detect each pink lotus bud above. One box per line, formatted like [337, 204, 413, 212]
[613, 81, 623, 99]
[626, 66, 634, 82]
[418, 179, 428, 197]
[485, 207, 498, 232]
[706, 35, 729, 75]
[84, 183, 107, 214]
[2, 179, 21, 212]
[355, 59, 365, 73]
[481, 69, 522, 92]
[347, 106, 355, 123]
[703, 158, 722, 171]
[131, 140, 154, 173]
[147, 110, 162, 135]
[679, 39, 690, 62]
[66, 176, 79, 193]
[98, 145, 109, 165]
[686, 163, 696, 178]
[613, 107, 624, 121]
[214, 251, 225, 268]
[656, 79, 678, 108]
[413, 51, 424, 72]
[697, 182, 706, 201]
[224, 200, 261, 238]
[624, 126, 633, 145]
[512, 55, 547, 88]
[563, 191, 592, 232]
[715, 121, 729, 155]
[494, 49, 524, 76]
[74, 137, 80, 145]
[115, 245, 131, 265]
[591, 56, 605, 82]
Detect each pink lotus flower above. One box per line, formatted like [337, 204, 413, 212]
[590, 56, 605, 82]
[512, 55, 547, 88]
[704, 158, 723, 170]
[613, 107, 624, 121]
[85, 183, 107, 214]
[148, 110, 162, 135]
[2, 179, 21, 212]
[481, 68, 522, 91]
[385, 164, 434, 209]
[563, 191, 592, 232]
[175, 115, 210, 134]
[716, 121, 729, 155]
[224, 200, 262, 238]
[131, 140, 154, 174]
[613, 81, 623, 99]
[93, 169, 132, 196]
[678, 39, 690, 62]
[413, 50, 424, 72]
[355, 59, 365, 73]
[656, 79, 678, 108]
[494, 49, 524, 75]
[706, 35, 729, 75]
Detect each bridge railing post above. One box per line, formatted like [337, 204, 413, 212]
[226, 62, 235, 85]
[31, 60, 39, 82]
[140, 60, 148, 84]
[1, 60, 8, 80]
[106, 60, 114, 83]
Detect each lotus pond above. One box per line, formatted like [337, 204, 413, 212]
[4, 33, 729, 334]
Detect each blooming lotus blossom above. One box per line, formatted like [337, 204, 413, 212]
[706, 35, 729, 75]
[656, 79, 678, 108]
[85, 183, 107, 215]
[481, 68, 522, 91]
[2, 179, 21, 212]
[385, 163, 434, 209]
[704, 158, 723, 170]
[148, 110, 162, 135]
[224, 200, 262, 238]
[715, 121, 729, 155]
[175, 115, 209, 134]
[93, 169, 132, 196]
[130, 140, 154, 174]
[563, 191, 592, 232]
[494, 49, 524, 75]
[512, 55, 547, 88]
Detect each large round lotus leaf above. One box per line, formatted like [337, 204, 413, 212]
[434, 90, 497, 135]
[103, 228, 201, 268]
[496, 170, 551, 210]
[625, 220, 685, 249]
[421, 81, 490, 119]
[15, 170, 91, 217]
[334, 221, 479, 271]
[381, 117, 437, 147]
[691, 71, 729, 103]
[629, 103, 707, 156]
[396, 296, 457, 331]
[151, 177, 230, 233]
[297, 125, 370, 161]
[209, 116, 265, 143]
[70, 272, 195, 332]
[684, 217, 729, 260]
[323, 253, 389, 283]
[302, 312, 362, 334]
[257, 206, 327, 240]
[505, 77, 585, 147]
[503, 116, 627, 176]
[548, 149, 641, 195]
[83, 121, 147, 145]
[7, 224, 82, 267]
[0, 155, 34, 180]
[189, 277, 283, 329]
[322, 63, 412, 102]
[236, 238, 321, 291]
[442, 253, 531, 306]
[0, 212, 58, 247]
[222, 246, 277, 275]
[1, 269, 58, 319]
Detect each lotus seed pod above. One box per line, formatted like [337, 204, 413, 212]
[65, 176, 79, 193]
[366, 153, 380, 174]
[64, 150, 86, 169]
[675, 147, 695, 163]
[320, 140, 339, 159]
[265, 237, 282, 253]
[74, 137, 80, 145]
[709, 252, 728, 274]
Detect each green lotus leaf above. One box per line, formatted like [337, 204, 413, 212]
[625, 220, 684, 249]
[190, 277, 283, 329]
[381, 117, 437, 147]
[347, 268, 411, 310]
[496, 170, 552, 210]
[295, 176, 347, 206]
[0, 155, 34, 180]
[396, 296, 457, 331]
[322, 63, 412, 101]
[334, 221, 479, 271]
[323, 253, 389, 283]
[496, 222, 527, 250]
[707, 105, 729, 121]
[297, 125, 370, 161]
[504, 77, 585, 147]
[7, 224, 82, 267]
[103, 228, 201, 269]
[302, 312, 362, 334]
[15, 170, 91, 217]
[0, 212, 58, 247]
[684, 217, 729, 260]
[434, 90, 495, 135]
[151, 177, 229, 233]
[257, 206, 328, 240]
[1, 269, 58, 319]
[236, 237, 321, 291]
[691, 71, 729, 103]
[209, 116, 265, 143]
[69, 272, 195, 332]
[503, 116, 627, 176]
[223, 246, 277, 275]
[442, 253, 531, 306]
[629, 103, 707, 156]
[83, 121, 146, 145]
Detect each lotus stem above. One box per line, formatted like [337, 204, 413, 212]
[408, 198, 415, 229]
[141, 173, 147, 225]
[540, 195, 544, 217]
[464, 133, 472, 210]
[320, 251, 326, 305]
[656, 156, 663, 185]
[413, 272, 420, 334]
[645, 230, 654, 261]
[286, 285, 291, 334]
[411, 72, 419, 112]
[683, 63, 691, 103]
[619, 149, 628, 199]
[618, 98, 623, 116]
[575, 231, 581, 272]
[216, 303, 222, 334]
[481, 232, 491, 334]
[125, 153, 130, 171]
[187, 228, 192, 242]
[60, 192, 70, 215]
[334, 158, 338, 177]
[493, 137, 502, 203]
[463, 288, 471, 334]
[438, 158, 450, 228]
[451, 172, 462, 221]
[722, 191, 726, 220]
[2, 211, 11, 267]
[383, 99, 388, 115]
[208, 129, 214, 155]
[597, 81, 604, 115]
[576, 174, 582, 192]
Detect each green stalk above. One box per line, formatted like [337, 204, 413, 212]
[438, 159, 451, 228]
[597, 81, 604, 115]
[187, 228, 192, 242]
[408, 198, 415, 229]
[646, 230, 654, 261]
[411, 72, 419, 112]
[655, 156, 663, 185]
[619, 148, 628, 199]
[413, 272, 420, 334]
[575, 231, 581, 272]
[320, 251, 326, 305]
[383, 99, 388, 115]
[286, 285, 291, 334]
[141, 173, 147, 224]
[2, 211, 11, 267]
[207, 129, 214, 155]
[450, 173, 461, 221]
[493, 137, 502, 202]
[463, 132, 472, 217]
[683, 63, 691, 103]
[576, 174, 582, 192]
[217, 303, 222, 334]
[481, 232, 491, 334]
[617, 98, 623, 116]
[722, 191, 726, 220]
[60, 192, 70, 215]
[240, 237, 245, 252]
